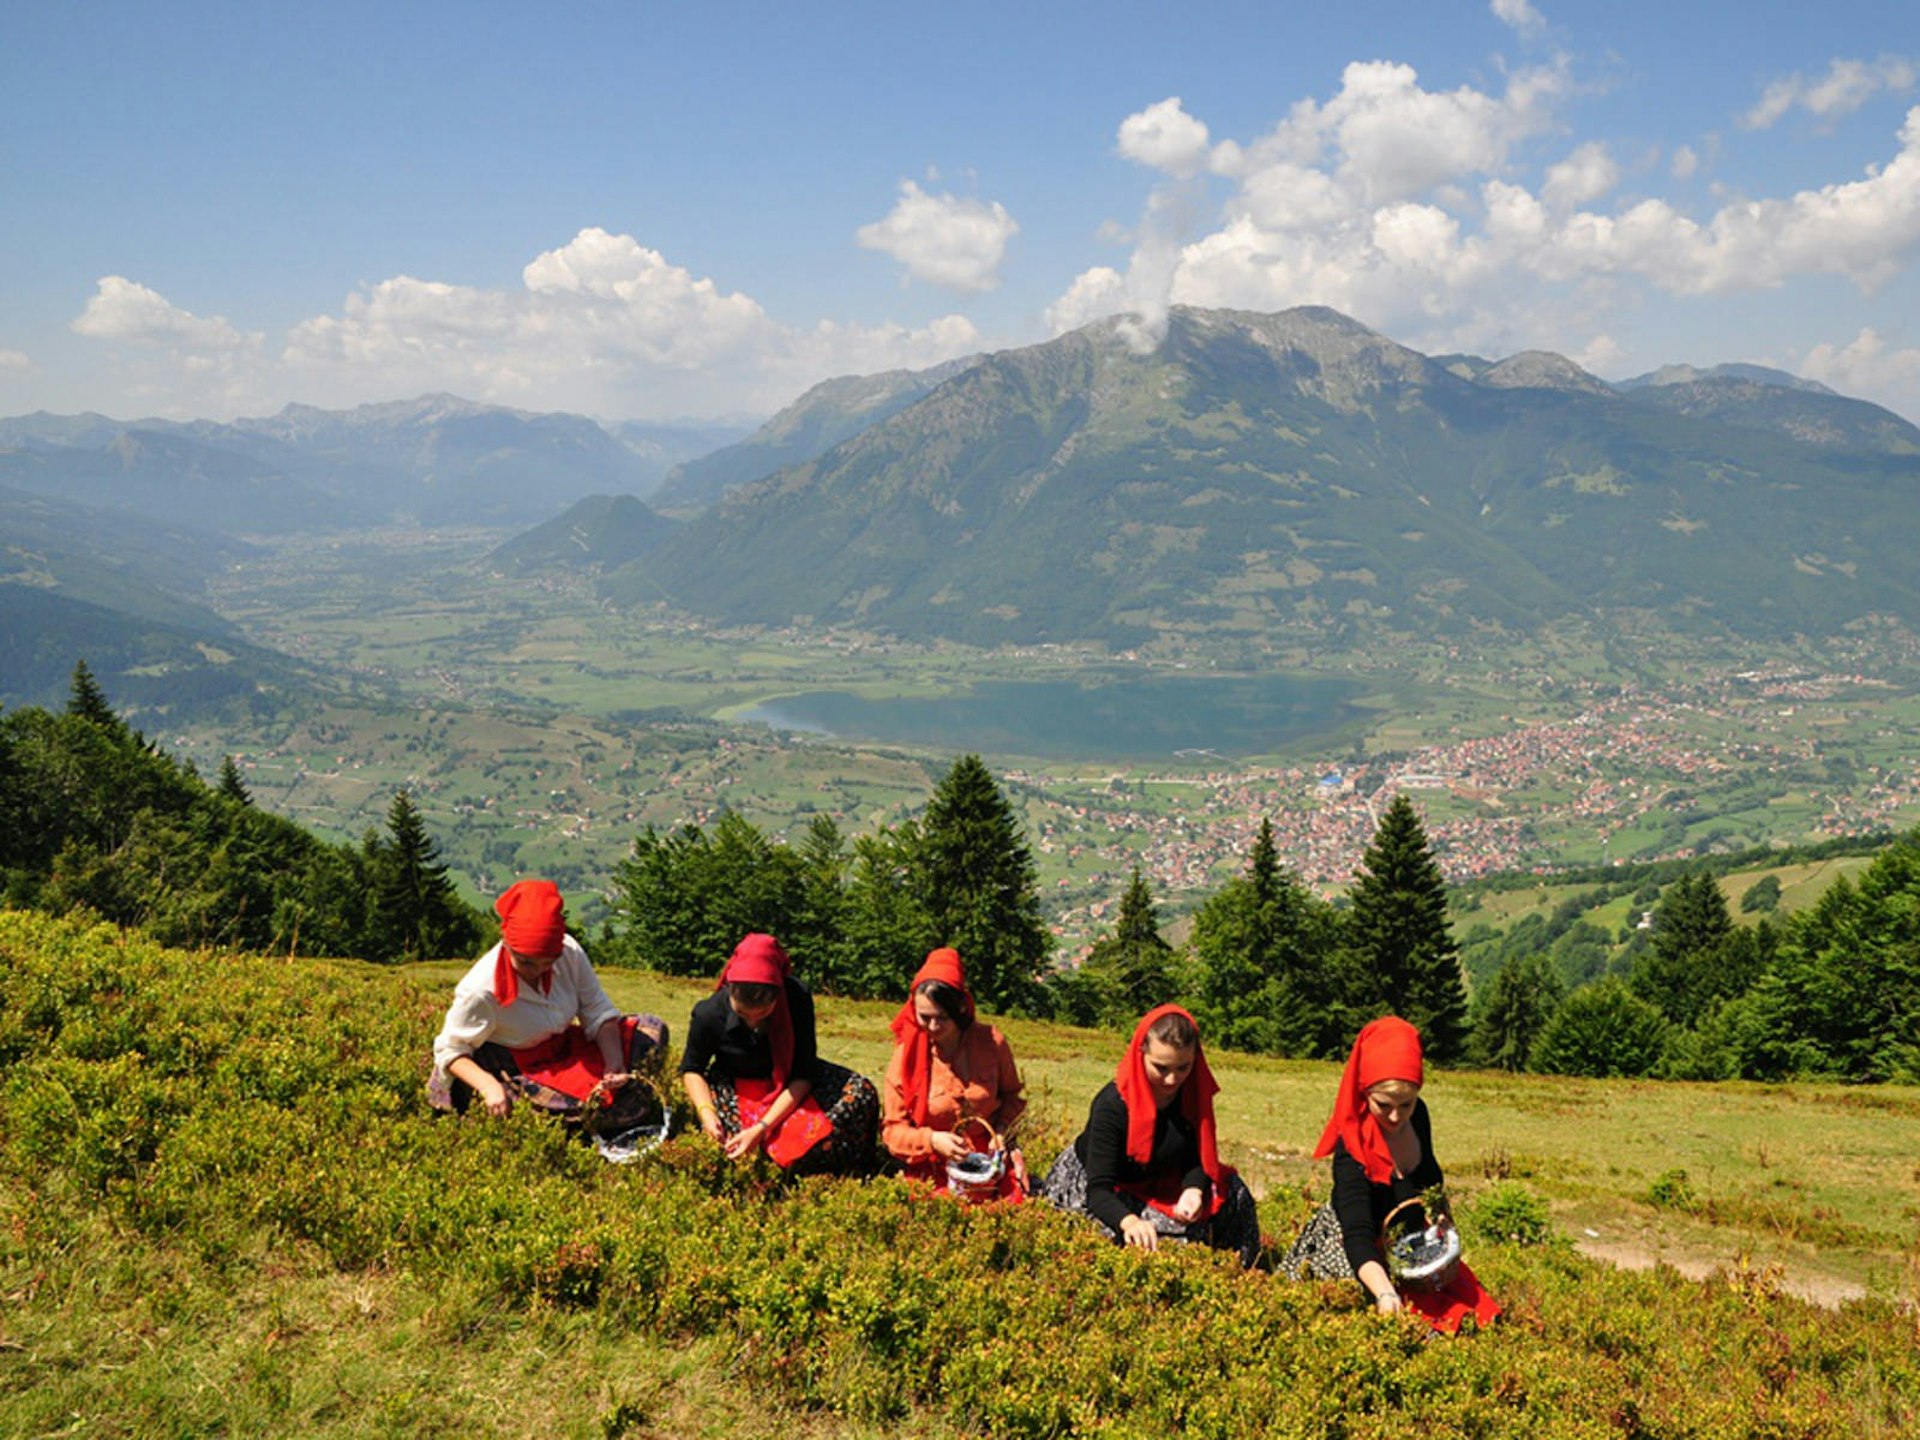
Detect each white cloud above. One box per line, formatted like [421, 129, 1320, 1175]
[1542, 142, 1619, 210]
[1802, 327, 1920, 420]
[1490, 0, 1545, 38]
[1670, 144, 1699, 180]
[855, 181, 1019, 293]
[0, 348, 30, 374]
[71, 276, 259, 352]
[1742, 55, 1916, 130]
[1116, 97, 1214, 177]
[68, 229, 983, 420]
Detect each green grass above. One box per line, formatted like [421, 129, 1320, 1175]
[5, 913, 1919, 1438]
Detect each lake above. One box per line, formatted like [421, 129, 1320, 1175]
[736, 672, 1368, 762]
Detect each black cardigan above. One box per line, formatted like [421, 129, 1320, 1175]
[680, 977, 819, 1085]
[1073, 1081, 1212, 1235]
[1329, 1098, 1444, 1274]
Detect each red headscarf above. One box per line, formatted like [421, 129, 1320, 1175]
[718, 933, 795, 1087]
[1115, 1003, 1226, 1192]
[491, 879, 566, 1005]
[888, 947, 974, 1125]
[1314, 1015, 1425, 1185]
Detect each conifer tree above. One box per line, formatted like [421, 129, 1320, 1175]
[1074, 867, 1180, 1027]
[366, 789, 480, 962]
[1344, 793, 1469, 1061]
[66, 660, 123, 734]
[217, 755, 252, 805]
[1469, 952, 1564, 1071]
[914, 755, 1050, 1013]
[1630, 873, 1740, 1026]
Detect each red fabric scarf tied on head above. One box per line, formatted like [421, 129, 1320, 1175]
[1314, 1014, 1424, 1185]
[1116, 1003, 1227, 1194]
[718, 933, 796, 1088]
[888, 947, 974, 1126]
[492, 879, 566, 1006]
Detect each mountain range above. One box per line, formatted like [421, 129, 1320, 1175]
[510, 306, 1920, 650]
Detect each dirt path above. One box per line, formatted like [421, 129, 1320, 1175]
[1574, 1234, 1867, 1309]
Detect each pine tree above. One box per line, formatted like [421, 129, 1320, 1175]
[66, 660, 122, 734]
[914, 755, 1051, 1013]
[1469, 952, 1564, 1071]
[217, 755, 252, 805]
[1344, 793, 1469, 1062]
[1076, 868, 1180, 1027]
[1630, 873, 1739, 1026]
[366, 789, 480, 962]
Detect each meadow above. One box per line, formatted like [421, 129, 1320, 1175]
[4, 911, 1915, 1438]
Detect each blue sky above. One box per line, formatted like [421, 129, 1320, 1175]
[3, 0, 1918, 422]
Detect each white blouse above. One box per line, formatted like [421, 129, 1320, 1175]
[430, 936, 622, 1081]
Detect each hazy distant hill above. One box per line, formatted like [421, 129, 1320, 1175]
[490, 493, 680, 572]
[545, 305, 1920, 648]
[0, 394, 691, 531]
[651, 356, 983, 513]
[608, 419, 756, 499]
[1616, 367, 1919, 455]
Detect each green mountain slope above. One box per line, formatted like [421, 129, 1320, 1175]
[586, 306, 1919, 647]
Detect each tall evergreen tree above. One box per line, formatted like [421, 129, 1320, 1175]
[914, 755, 1050, 1013]
[66, 660, 124, 736]
[1344, 793, 1469, 1061]
[840, 821, 938, 999]
[1073, 867, 1180, 1028]
[366, 789, 481, 962]
[217, 755, 252, 805]
[1630, 873, 1741, 1026]
[1469, 952, 1564, 1071]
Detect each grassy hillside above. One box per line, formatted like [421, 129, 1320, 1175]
[4, 912, 1915, 1438]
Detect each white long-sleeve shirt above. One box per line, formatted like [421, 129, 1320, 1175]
[430, 936, 621, 1083]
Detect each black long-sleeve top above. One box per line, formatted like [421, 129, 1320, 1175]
[1073, 1081, 1213, 1235]
[1330, 1097, 1444, 1274]
[680, 978, 819, 1085]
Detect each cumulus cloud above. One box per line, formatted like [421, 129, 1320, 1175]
[1742, 55, 1916, 130]
[1117, 97, 1214, 176]
[0, 348, 30, 374]
[1490, 0, 1546, 38]
[1802, 326, 1920, 420]
[1670, 144, 1700, 180]
[855, 181, 1019, 292]
[1050, 71, 1920, 369]
[71, 276, 259, 352]
[69, 229, 983, 419]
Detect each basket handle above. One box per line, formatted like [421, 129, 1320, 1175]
[1378, 1195, 1429, 1254]
[951, 1114, 1000, 1153]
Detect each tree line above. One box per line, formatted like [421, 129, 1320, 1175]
[6, 663, 1912, 1083]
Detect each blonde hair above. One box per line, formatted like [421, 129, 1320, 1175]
[1366, 1078, 1421, 1104]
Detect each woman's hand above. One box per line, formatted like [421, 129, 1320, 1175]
[480, 1078, 512, 1118]
[697, 1109, 726, 1144]
[722, 1121, 768, 1161]
[1374, 1289, 1403, 1316]
[596, 1071, 631, 1094]
[929, 1130, 968, 1161]
[1120, 1214, 1159, 1252]
[1170, 1186, 1205, 1223]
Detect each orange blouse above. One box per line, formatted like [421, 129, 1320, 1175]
[882, 1022, 1026, 1166]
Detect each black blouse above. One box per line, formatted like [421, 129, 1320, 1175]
[1330, 1097, 1444, 1273]
[680, 978, 819, 1085]
[1074, 1081, 1213, 1235]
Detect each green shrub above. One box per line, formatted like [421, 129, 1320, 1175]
[1466, 1181, 1555, 1247]
[1646, 1168, 1697, 1210]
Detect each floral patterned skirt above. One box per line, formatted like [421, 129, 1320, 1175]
[1280, 1201, 1357, 1282]
[1038, 1143, 1262, 1268]
[707, 1059, 879, 1177]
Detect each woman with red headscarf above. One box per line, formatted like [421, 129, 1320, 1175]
[429, 879, 669, 1139]
[881, 948, 1028, 1197]
[1283, 1015, 1500, 1333]
[1038, 1004, 1261, 1266]
[679, 932, 879, 1176]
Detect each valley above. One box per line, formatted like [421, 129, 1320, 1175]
[155, 528, 1920, 949]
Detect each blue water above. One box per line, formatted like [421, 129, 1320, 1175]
[737, 673, 1367, 762]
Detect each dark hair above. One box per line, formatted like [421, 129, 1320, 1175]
[1144, 1010, 1198, 1051]
[913, 978, 973, 1030]
[727, 980, 780, 1010]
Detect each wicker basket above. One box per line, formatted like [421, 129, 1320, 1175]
[1380, 1192, 1462, 1292]
[944, 1115, 1009, 1203]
